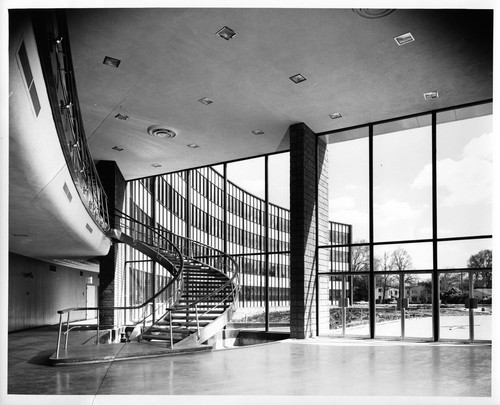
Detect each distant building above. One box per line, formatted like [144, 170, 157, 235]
[407, 284, 432, 304]
[473, 288, 492, 301]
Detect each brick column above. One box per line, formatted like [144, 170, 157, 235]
[96, 161, 126, 326]
[290, 123, 329, 339]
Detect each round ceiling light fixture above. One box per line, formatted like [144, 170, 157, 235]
[352, 9, 395, 19]
[147, 125, 177, 139]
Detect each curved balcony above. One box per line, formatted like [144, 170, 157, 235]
[9, 11, 110, 259]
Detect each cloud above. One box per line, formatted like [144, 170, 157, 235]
[412, 132, 492, 207]
[330, 196, 355, 211]
[437, 157, 491, 207]
[374, 199, 430, 240]
[375, 200, 419, 222]
[463, 131, 493, 161]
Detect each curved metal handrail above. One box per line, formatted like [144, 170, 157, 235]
[156, 227, 240, 310]
[58, 210, 187, 315]
[55, 210, 241, 356]
[33, 11, 110, 233]
[118, 217, 240, 341]
[54, 211, 185, 358]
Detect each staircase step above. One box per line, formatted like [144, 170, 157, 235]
[171, 320, 212, 327]
[148, 327, 193, 336]
[165, 308, 224, 315]
[176, 305, 227, 310]
[170, 311, 220, 317]
[141, 334, 182, 343]
[183, 274, 227, 280]
[183, 280, 228, 283]
[184, 292, 231, 296]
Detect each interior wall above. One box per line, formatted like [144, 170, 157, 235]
[8, 252, 99, 332]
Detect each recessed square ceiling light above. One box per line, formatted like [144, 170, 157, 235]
[151, 163, 162, 168]
[103, 56, 121, 68]
[290, 73, 307, 84]
[394, 32, 415, 46]
[187, 143, 200, 148]
[329, 112, 343, 119]
[112, 146, 124, 151]
[423, 91, 439, 100]
[252, 129, 265, 135]
[198, 97, 214, 105]
[216, 26, 237, 40]
[114, 113, 129, 120]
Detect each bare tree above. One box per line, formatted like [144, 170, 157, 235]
[350, 241, 371, 303]
[390, 247, 413, 271]
[389, 247, 417, 290]
[350, 241, 370, 272]
[376, 251, 396, 303]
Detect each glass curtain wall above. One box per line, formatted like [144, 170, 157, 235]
[437, 108, 493, 341]
[318, 131, 371, 337]
[123, 178, 172, 324]
[318, 101, 492, 342]
[125, 152, 293, 332]
[226, 154, 291, 331]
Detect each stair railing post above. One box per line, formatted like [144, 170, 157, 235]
[64, 312, 70, 350]
[56, 312, 63, 359]
[195, 303, 200, 340]
[96, 309, 100, 346]
[169, 310, 173, 348]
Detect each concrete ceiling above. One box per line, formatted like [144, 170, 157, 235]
[66, 8, 493, 180]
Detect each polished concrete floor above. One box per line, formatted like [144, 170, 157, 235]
[5, 324, 494, 405]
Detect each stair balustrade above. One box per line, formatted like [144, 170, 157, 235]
[54, 210, 240, 358]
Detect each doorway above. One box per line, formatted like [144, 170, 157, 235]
[375, 273, 433, 340]
[86, 284, 97, 320]
[318, 274, 370, 337]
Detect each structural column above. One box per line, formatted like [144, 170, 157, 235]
[289, 123, 329, 339]
[96, 161, 126, 326]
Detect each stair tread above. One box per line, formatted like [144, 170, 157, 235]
[166, 308, 224, 314]
[147, 328, 193, 334]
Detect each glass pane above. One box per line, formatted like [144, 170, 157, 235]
[439, 270, 491, 341]
[373, 121, 432, 242]
[227, 157, 265, 200]
[269, 253, 290, 332]
[268, 152, 290, 209]
[374, 243, 433, 271]
[346, 274, 370, 337]
[349, 243, 371, 272]
[438, 239, 492, 269]
[472, 271, 492, 341]
[439, 271, 471, 340]
[437, 111, 492, 237]
[404, 273, 433, 340]
[327, 135, 369, 242]
[318, 275, 342, 336]
[375, 274, 401, 338]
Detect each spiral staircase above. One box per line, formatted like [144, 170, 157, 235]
[109, 211, 239, 349]
[52, 211, 239, 363]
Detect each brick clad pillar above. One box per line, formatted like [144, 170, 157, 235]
[289, 123, 329, 339]
[96, 161, 126, 326]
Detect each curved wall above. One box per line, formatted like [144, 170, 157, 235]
[9, 12, 111, 259]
